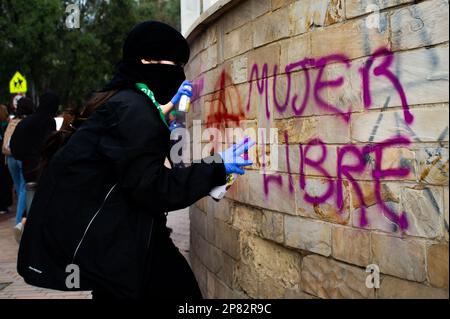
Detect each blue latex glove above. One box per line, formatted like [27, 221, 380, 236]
[171, 80, 193, 105]
[219, 137, 256, 175]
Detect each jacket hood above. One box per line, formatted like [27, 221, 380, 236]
[37, 92, 60, 116]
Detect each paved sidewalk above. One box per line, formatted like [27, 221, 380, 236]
[0, 208, 191, 299]
[167, 208, 191, 264]
[0, 214, 92, 299]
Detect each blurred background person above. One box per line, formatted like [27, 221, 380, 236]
[9, 93, 59, 241]
[168, 110, 183, 131]
[10, 92, 59, 185]
[2, 98, 34, 236]
[0, 104, 13, 215]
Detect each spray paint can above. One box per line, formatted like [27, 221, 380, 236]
[209, 173, 237, 201]
[178, 84, 192, 112]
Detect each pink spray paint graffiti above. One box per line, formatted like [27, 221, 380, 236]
[247, 47, 415, 231]
[360, 47, 413, 125]
[246, 47, 414, 125]
[197, 47, 416, 231]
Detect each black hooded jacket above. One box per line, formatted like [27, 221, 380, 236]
[17, 88, 227, 298]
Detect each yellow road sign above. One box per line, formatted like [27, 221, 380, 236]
[9, 71, 27, 93]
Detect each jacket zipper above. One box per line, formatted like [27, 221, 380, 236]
[72, 183, 117, 263]
[138, 214, 155, 296]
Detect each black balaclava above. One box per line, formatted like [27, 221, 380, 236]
[103, 21, 190, 104]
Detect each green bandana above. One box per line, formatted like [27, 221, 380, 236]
[135, 83, 168, 128]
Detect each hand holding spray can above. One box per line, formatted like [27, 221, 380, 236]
[209, 137, 255, 201]
[209, 174, 238, 201]
[178, 84, 192, 112]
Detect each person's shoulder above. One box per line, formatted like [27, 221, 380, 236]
[104, 88, 161, 125]
[107, 88, 150, 109]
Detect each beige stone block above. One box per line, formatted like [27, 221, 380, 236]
[189, 252, 207, 297]
[190, 205, 207, 239]
[189, 38, 205, 63]
[276, 144, 300, 174]
[275, 115, 350, 144]
[303, 144, 338, 177]
[280, 33, 311, 69]
[235, 262, 258, 298]
[427, 243, 449, 289]
[289, 0, 344, 35]
[232, 204, 263, 235]
[247, 43, 281, 80]
[357, 47, 449, 110]
[192, 231, 226, 276]
[284, 215, 332, 256]
[445, 187, 449, 241]
[353, 202, 404, 235]
[401, 186, 444, 239]
[230, 54, 248, 85]
[346, 147, 416, 181]
[201, 67, 221, 96]
[207, 271, 236, 299]
[234, 82, 255, 120]
[272, 0, 295, 11]
[246, 170, 297, 214]
[195, 198, 207, 212]
[310, 14, 389, 60]
[351, 181, 400, 210]
[297, 177, 351, 225]
[185, 61, 200, 83]
[258, 273, 288, 299]
[332, 226, 371, 267]
[253, 6, 290, 48]
[352, 106, 449, 143]
[190, 229, 209, 266]
[206, 204, 216, 243]
[275, 57, 363, 120]
[210, 197, 232, 224]
[238, 233, 302, 297]
[371, 233, 426, 282]
[391, 0, 449, 51]
[320, 58, 364, 116]
[217, 250, 238, 289]
[224, 170, 248, 203]
[250, 0, 272, 19]
[223, 24, 253, 60]
[261, 210, 285, 243]
[416, 147, 449, 186]
[346, 0, 413, 18]
[222, 2, 251, 34]
[378, 275, 449, 299]
[214, 220, 241, 260]
[200, 43, 218, 73]
[223, 0, 271, 33]
[301, 255, 375, 298]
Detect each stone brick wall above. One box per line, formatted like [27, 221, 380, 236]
[184, 0, 449, 299]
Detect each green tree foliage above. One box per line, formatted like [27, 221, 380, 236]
[0, 0, 180, 110]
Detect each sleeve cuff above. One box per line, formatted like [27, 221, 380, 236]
[202, 154, 227, 187]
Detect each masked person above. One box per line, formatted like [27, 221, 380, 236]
[17, 21, 255, 299]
